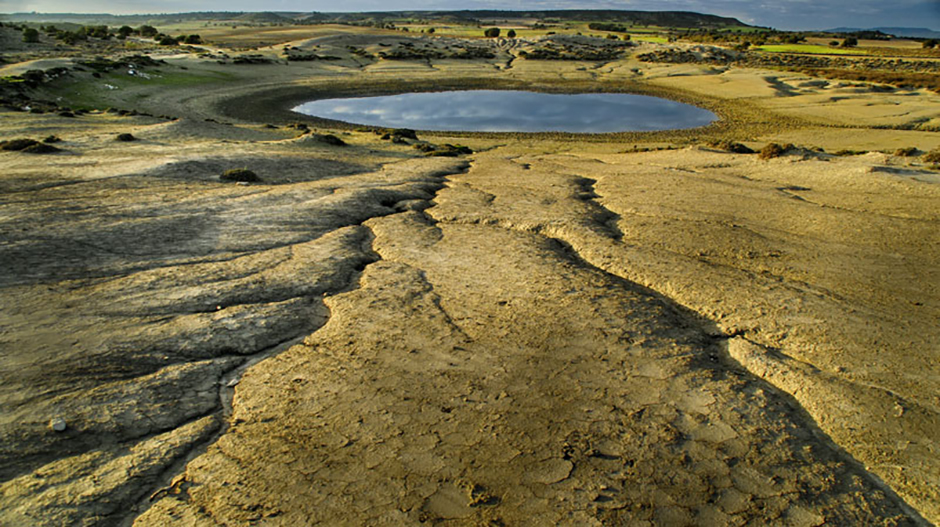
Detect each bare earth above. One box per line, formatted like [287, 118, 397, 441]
[1, 29, 938, 526]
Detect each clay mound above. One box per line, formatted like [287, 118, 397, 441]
[144, 155, 371, 185]
[144, 118, 296, 143]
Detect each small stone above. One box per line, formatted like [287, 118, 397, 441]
[50, 417, 67, 432]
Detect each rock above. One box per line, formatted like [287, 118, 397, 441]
[50, 418, 67, 432]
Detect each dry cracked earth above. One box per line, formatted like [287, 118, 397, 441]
[1, 90, 939, 525]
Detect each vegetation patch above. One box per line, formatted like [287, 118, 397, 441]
[1, 138, 41, 151]
[311, 133, 346, 146]
[759, 142, 796, 159]
[21, 142, 62, 154]
[708, 140, 754, 154]
[116, 133, 136, 142]
[755, 44, 865, 55]
[416, 143, 473, 157]
[220, 168, 261, 182]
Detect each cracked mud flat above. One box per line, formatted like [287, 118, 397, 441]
[1, 47, 939, 525]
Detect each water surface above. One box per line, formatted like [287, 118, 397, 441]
[293, 90, 716, 133]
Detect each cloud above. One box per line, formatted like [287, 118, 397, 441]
[4, 0, 938, 30]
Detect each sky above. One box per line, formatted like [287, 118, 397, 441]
[0, 0, 938, 31]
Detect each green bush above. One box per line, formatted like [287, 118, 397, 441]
[484, 27, 500, 38]
[116, 133, 136, 142]
[22, 28, 39, 43]
[507, 29, 516, 38]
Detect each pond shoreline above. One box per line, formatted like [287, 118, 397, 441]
[212, 75, 800, 142]
[292, 90, 717, 134]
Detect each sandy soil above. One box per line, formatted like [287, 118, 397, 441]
[1, 29, 938, 526]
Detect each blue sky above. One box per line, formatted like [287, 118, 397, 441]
[1, 0, 938, 31]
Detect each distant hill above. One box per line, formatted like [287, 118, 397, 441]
[0, 10, 749, 30]
[311, 10, 748, 29]
[824, 27, 940, 38]
[235, 12, 289, 24]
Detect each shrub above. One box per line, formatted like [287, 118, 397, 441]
[183, 34, 202, 45]
[22, 28, 39, 43]
[709, 140, 754, 154]
[484, 27, 500, 38]
[138, 25, 158, 37]
[311, 133, 346, 146]
[158, 36, 178, 46]
[43, 135, 62, 143]
[759, 142, 794, 160]
[922, 150, 940, 164]
[841, 37, 858, 48]
[116, 133, 136, 142]
[507, 29, 516, 38]
[220, 168, 260, 182]
[391, 128, 418, 140]
[81, 25, 110, 39]
[924, 40, 938, 49]
[1, 138, 40, 151]
[894, 147, 919, 157]
[22, 142, 61, 154]
[424, 144, 473, 157]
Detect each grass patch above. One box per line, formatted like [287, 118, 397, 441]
[45, 69, 234, 110]
[755, 44, 866, 56]
[632, 35, 668, 44]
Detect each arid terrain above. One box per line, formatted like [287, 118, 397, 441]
[1, 15, 939, 526]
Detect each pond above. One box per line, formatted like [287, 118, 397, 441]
[293, 90, 716, 133]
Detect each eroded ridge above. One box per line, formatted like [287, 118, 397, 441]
[427, 146, 940, 523]
[137, 165, 921, 525]
[0, 132, 469, 525]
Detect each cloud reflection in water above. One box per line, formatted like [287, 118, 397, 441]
[294, 90, 715, 133]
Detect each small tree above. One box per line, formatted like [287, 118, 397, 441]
[427, 27, 435, 34]
[117, 25, 133, 39]
[138, 25, 158, 38]
[183, 34, 202, 44]
[841, 36, 858, 48]
[22, 27, 40, 43]
[484, 27, 500, 38]
[507, 29, 516, 38]
[924, 39, 938, 49]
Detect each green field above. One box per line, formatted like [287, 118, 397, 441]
[755, 44, 866, 55]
